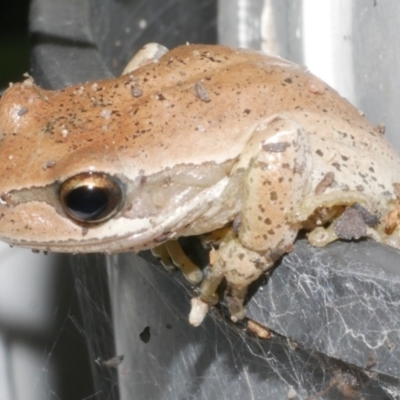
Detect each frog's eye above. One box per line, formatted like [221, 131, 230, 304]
[59, 172, 124, 224]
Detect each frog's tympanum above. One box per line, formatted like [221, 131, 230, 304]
[1, 44, 400, 325]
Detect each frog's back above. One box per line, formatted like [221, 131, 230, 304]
[0, 44, 399, 203]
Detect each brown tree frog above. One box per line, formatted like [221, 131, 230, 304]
[1, 43, 400, 326]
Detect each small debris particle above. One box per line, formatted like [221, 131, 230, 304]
[247, 319, 272, 339]
[131, 85, 143, 97]
[139, 326, 151, 343]
[193, 81, 211, 102]
[315, 171, 335, 195]
[262, 142, 291, 152]
[81, 227, 89, 236]
[95, 355, 124, 368]
[287, 386, 297, 399]
[333, 206, 367, 240]
[42, 159, 56, 170]
[288, 340, 298, 350]
[365, 353, 377, 368]
[61, 128, 69, 137]
[100, 109, 112, 119]
[306, 77, 325, 94]
[233, 213, 242, 234]
[375, 123, 385, 135]
[352, 204, 379, 227]
[17, 107, 29, 117]
[138, 19, 147, 29]
[22, 72, 34, 87]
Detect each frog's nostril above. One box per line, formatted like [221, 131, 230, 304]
[59, 172, 124, 224]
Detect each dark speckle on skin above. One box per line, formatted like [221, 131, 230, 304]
[315, 171, 335, 195]
[270, 191, 278, 201]
[316, 149, 324, 156]
[262, 142, 291, 152]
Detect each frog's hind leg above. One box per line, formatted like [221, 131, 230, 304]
[190, 118, 313, 325]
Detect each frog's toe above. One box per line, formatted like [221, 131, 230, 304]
[225, 284, 247, 322]
[307, 226, 338, 247]
[152, 240, 203, 285]
[189, 297, 209, 326]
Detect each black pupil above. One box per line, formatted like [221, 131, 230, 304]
[65, 186, 109, 221]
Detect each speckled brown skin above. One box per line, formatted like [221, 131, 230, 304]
[1, 44, 400, 322]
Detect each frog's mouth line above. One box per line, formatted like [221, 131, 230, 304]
[2, 228, 166, 254]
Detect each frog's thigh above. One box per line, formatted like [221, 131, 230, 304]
[239, 118, 312, 252]
[198, 119, 312, 323]
[151, 241, 203, 285]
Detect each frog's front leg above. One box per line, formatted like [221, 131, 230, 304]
[190, 118, 313, 325]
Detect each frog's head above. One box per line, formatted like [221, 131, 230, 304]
[0, 62, 237, 252]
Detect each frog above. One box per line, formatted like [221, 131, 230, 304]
[0, 43, 400, 326]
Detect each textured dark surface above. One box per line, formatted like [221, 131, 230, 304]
[247, 239, 400, 378]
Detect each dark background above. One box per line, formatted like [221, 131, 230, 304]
[0, 0, 30, 90]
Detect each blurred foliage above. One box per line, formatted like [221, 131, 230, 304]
[0, 0, 30, 90]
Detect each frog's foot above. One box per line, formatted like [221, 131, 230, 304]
[151, 240, 203, 285]
[307, 204, 382, 247]
[189, 233, 274, 326]
[122, 43, 168, 74]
